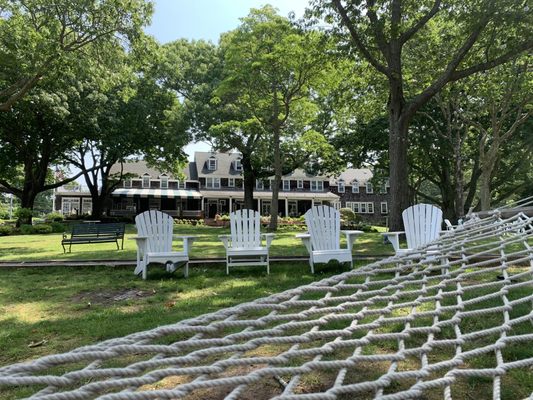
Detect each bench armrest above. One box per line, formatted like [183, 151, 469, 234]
[381, 231, 404, 252]
[261, 233, 275, 248]
[296, 233, 312, 254]
[341, 230, 364, 253]
[218, 234, 230, 249]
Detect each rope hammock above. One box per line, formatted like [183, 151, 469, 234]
[1, 210, 532, 399]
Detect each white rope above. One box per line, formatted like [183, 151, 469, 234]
[1, 211, 532, 399]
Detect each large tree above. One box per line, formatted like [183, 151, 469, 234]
[215, 6, 336, 230]
[0, 0, 152, 111]
[310, 0, 532, 229]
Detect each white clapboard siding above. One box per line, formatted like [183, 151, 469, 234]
[403, 204, 442, 249]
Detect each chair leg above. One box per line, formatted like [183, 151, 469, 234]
[184, 262, 189, 278]
[350, 258, 354, 269]
[226, 256, 230, 275]
[142, 261, 147, 280]
[266, 254, 270, 275]
[309, 258, 314, 274]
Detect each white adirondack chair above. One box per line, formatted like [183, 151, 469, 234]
[296, 206, 363, 274]
[382, 204, 443, 255]
[219, 209, 275, 274]
[132, 210, 194, 279]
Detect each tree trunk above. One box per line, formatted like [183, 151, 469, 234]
[241, 155, 255, 210]
[18, 189, 37, 226]
[387, 78, 410, 231]
[269, 123, 282, 231]
[452, 133, 465, 219]
[479, 170, 492, 211]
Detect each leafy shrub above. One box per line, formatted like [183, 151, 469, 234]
[15, 207, 33, 221]
[45, 212, 64, 222]
[50, 222, 66, 233]
[33, 224, 53, 234]
[340, 207, 363, 223]
[0, 225, 14, 236]
[197, 219, 205, 226]
[19, 224, 35, 234]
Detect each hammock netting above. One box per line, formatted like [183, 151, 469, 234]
[1, 210, 532, 399]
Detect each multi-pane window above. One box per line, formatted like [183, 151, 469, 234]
[177, 180, 186, 189]
[228, 178, 235, 187]
[160, 176, 168, 189]
[381, 202, 388, 214]
[123, 179, 131, 188]
[352, 181, 359, 193]
[380, 182, 387, 194]
[82, 198, 92, 215]
[61, 198, 80, 215]
[142, 175, 150, 188]
[234, 160, 242, 171]
[297, 180, 303, 189]
[346, 201, 375, 214]
[310, 180, 324, 191]
[338, 180, 345, 193]
[206, 177, 220, 189]
[366, 182, 373, 194]
[256, 179, 264, 190]
[283, 180, 290, 191]
[208, 158, 217, 171]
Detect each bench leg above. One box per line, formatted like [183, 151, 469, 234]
[69, 243, 72, 253]
[115, 240, 119, 250]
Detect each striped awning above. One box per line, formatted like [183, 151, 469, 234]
[111, 188, 201, 199]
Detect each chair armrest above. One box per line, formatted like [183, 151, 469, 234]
[173, 235, 195, 253]
[261, 233, 275, 248]
[341, 230, 364, 253]
[129, 236, 148, 242]
[218, 234, 230, 249]
[296, 233, 312, 254]
[381, 231, 404, 252]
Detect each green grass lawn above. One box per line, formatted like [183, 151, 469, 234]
[0, 225, 394, 262]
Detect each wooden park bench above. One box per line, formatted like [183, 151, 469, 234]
[62, 222, 125, 253]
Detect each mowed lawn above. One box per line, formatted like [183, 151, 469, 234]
[0, 225, 394, 262]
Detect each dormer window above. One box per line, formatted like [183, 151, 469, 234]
[123, 179, 131, 188]
[160, 175, 168, 189]
[352, 180, 359, 193]
[142, 174, 150, 188]
[234, 159, 242, 171]
[256, 179, 264, 190]
[283, 180, 290, 191]
[366, 182, 373, 194]
[338, 179, 345, 193]
[310, 180, 324, 192]
[208, 157, 217, 171]
[297, 180, 303, 189]
[177, 180, 186, 189]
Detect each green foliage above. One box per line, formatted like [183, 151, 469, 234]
[0, 225, 14, 236]
[14, 208, 32, 220]
[32, 224, 53, 234]
[46, 212, 64, 222]
[19, 224, 35, 235]
[49, 222, 66, 233]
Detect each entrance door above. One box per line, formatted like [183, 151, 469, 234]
[207, 200, 218, 218]
[261, 200, 271, 216]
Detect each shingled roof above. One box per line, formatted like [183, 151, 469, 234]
[109, 160, 198, 181]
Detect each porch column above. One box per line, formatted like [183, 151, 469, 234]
[285, 198, 289, 217]
[229, 197, 233, 213]
[258, 198, 261, 214]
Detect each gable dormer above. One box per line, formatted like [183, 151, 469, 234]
[207, 153, 217, 171]
[142, 173, 150, 188]
[160, 173, 168, 189]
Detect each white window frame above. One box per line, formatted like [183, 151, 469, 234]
[352, 181, 359, 193]
[368, 202, 374, 213]
[347, 201, 375, 214]
[297, 180, 303, 189]
[366, 182, 373, 194]
[160, 176, 168, 189]
[123, 179, 131, 188]
[82, 198, 92, 215]
[228, 178, 235, 187]
[283, 179, 290, 191]
[256, 179, 264, 190]
[61, 198, 80, 215]
[338, 180, 345, 193]
[381, 202, 388, 214]
[208, 158, 217, 171]
[206, 177, 220, 189]
[142, 175, 150, 188]
[234, 159, 242, 171]
[177, 180, 186, 189]
[310, 180, 324, 192]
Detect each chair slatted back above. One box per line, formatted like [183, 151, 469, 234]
[402, 204, 443, 249]
[135, 210, 173, 253]
[304, 206, 340, 251]
[230, 209, 261, 248]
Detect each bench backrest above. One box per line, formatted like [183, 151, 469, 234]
[402, 204, 442, 249]
[304, 206, 341, 251]
[70, 223, 125, 238]
[135, 210, 173, 253]
[230, 209, 261, 248]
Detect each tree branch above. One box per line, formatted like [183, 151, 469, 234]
[399, 0, 441, 44]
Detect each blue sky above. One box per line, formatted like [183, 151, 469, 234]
[145, 0, 310, 159]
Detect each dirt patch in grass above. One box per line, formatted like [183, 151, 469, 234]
[70, 288, 156, 306]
